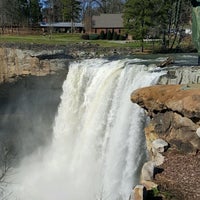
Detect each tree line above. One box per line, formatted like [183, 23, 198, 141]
[0, 0, 192, 29]
[0, 0, 194, 49]
[123, 0, 192, 51]
[0, 0, 125, 29]
[0, 0, 41, 29]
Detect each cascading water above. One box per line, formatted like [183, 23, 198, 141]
[8, 58, 165, 200]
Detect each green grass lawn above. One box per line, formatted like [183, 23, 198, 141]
[0, 34, 82, 45]
[0, 33, 162, 50]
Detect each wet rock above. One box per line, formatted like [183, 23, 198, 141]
[152, 151, 165, 166]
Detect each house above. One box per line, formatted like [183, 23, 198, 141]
[39, 14, 124, 35]
[40, 22, 84, 33]
[91, 13, 124, 34]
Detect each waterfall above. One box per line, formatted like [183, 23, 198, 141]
[9, 58, 164, 200]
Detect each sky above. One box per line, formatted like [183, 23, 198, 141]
[39, 0, 51, 9]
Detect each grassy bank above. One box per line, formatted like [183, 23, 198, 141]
[0, 33, 195, 54]
[0, 33, 162, 50]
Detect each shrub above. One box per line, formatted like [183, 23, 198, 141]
[99, 30, 106, 39]
[107, 30, 113, 40]
[81, 34, 89, 40]
[113, 32, 119, 40]
[89, 34, 99, 40]
[119, 35, 126, 40]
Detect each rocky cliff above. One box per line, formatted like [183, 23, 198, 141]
[131, 83, 200, 199]
[0, 47, 69, 83]
[0, 44, 135, 83]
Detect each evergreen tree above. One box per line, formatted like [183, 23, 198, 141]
[61, 0, 81, 22]
[91, 0, 125, 13]
[61, 0, 81, 32]
[123, 0, 160, 51]
[29, 0, 42, 26]
[123, 0, 192, 51]
[106, 30, 112, 40]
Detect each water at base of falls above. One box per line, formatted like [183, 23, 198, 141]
[7, 58, 165, 200]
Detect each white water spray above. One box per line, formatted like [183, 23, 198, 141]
[9, 58, 164, 200]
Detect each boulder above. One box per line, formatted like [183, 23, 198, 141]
[152, 151, 165, 166]
[152, 139, 168, 153]
[149, 139, 168, 166]
[131, 84, 200, 118]
[130, 185, 147, 200]
[141, 161, 155, 181]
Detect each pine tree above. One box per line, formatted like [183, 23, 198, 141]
[29, 0, 42, 26]
[123, 0, 192, 51]
[123, 0, 158, 51]
[61, 0, 81, 32]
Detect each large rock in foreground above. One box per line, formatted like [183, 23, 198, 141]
[131, 84, 200, 153]
[131, 84, 200, 199]
[131, 84, 200, 118]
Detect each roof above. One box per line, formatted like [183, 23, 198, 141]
[40, 22, 84, 28]
[92, 14, 123, 28]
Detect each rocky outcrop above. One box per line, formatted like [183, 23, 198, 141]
[0, 45, 136, 83]
[131, 84, 200, 154]
[0, 47, 68, 83]
[1, 44, 200, 85]
[131, 84, 200, 199]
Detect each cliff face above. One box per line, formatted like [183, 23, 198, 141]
[0, 47, 68, 83]
[0, 47, 69, 158]
[131, 84, 200, 199]
[0, 45, 136, 84]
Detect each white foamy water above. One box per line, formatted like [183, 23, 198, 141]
[8, 58, 164, 200]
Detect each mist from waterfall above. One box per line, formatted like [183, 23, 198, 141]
[8, 58, 164, 200]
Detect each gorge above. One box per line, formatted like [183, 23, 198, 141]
[0, 46, 200, 200]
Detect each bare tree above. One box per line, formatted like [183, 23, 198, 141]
[82, 0, 125, 32]
[91, 0, 125, 13]
[0, 141, 16, 200]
